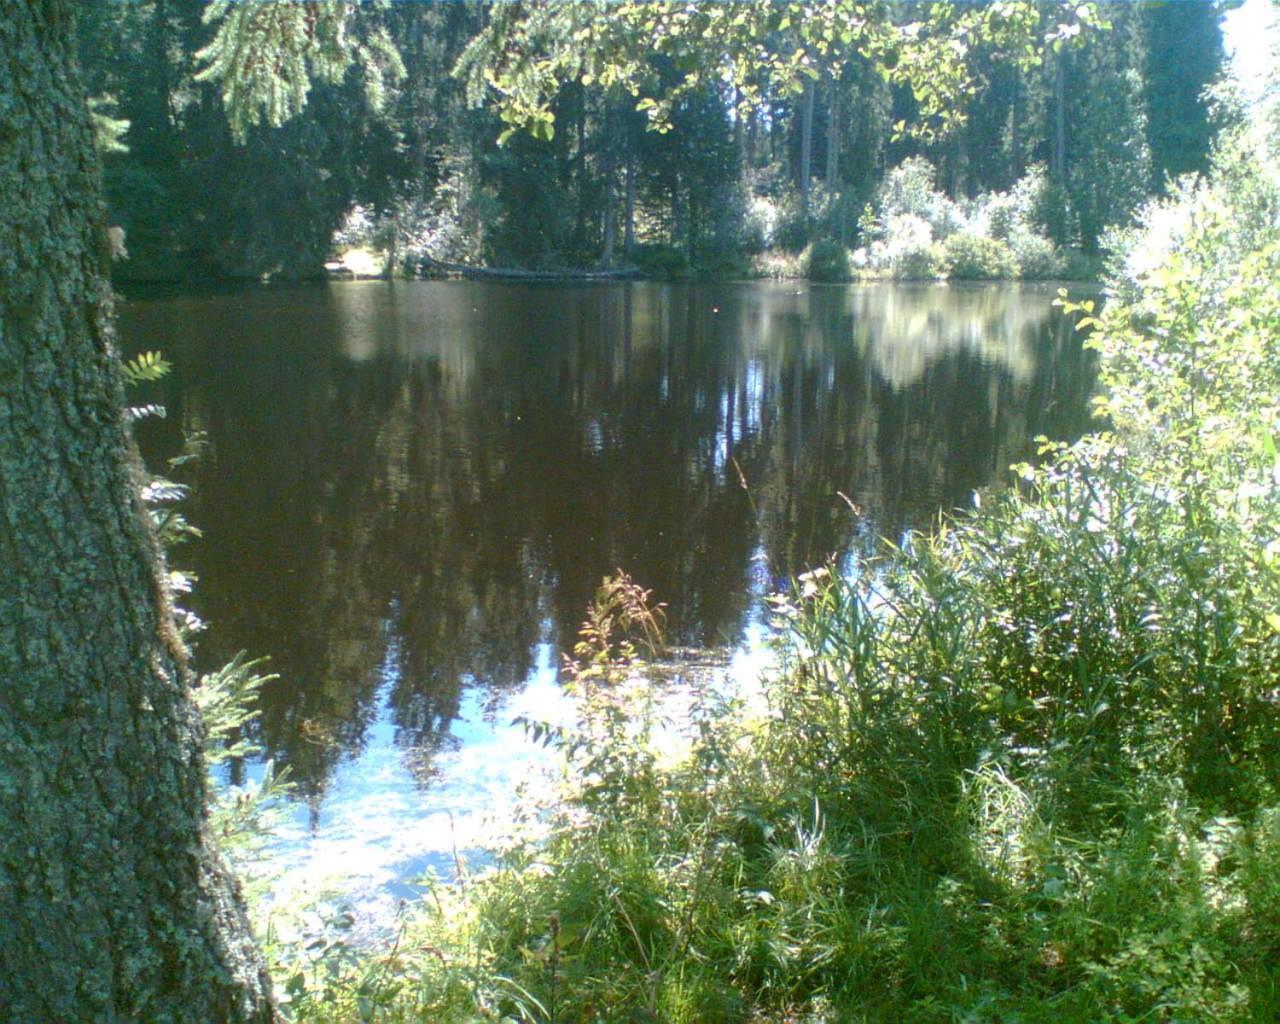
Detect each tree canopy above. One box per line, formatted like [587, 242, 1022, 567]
[86, 2, 1224, 277]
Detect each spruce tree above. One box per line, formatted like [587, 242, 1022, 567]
[0, 2, 275, 1017]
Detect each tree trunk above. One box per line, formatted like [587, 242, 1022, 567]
[672, 173, 685, 250]
[825, 81, 841, 195]
[732, 86, 745, 168]
[624, 147, 636, 257]
[601, 99, 617, 268]
[1009, 72, 1021, 183]
[0, 4, 276, 1021]
[574, 82, 588, 247]
[1052, 51, 1066, 184]
[798, 79, 815, 216]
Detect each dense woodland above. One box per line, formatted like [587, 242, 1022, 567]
[83, 1, 1223, 282]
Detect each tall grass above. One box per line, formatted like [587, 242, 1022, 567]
[281, 129, 1280, 1022]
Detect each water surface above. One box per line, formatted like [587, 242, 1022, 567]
[121, 280, 1095, 918]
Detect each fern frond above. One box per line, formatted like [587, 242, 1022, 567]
[121, 350, 172, 385]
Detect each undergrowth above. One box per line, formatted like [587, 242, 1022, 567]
[276, 125, 1280, 1021]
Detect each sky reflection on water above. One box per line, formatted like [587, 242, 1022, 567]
[121, 280, 1095, 923]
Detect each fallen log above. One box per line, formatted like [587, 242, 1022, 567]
[413, 255, 641, 281]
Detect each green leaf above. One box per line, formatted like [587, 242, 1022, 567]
[122, 350, 171, 385]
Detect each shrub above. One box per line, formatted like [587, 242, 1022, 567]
[772, 189, 813, 252]
[751, 248, 805, 279]
[1060, 246, 1103, 281]
[933, 232, 1017, 279]
[742, 194, 777, 253]
[805, 239, 850, 282]
[1035, 177, 1080, 248]
[862, 160, 1070, 282]
[632, 242, 691, 279]
[874, 156, 964, 238]
[1008, 231, 1066, 279]
[865, 212, 936, 278]
[893, 244, 939, 280]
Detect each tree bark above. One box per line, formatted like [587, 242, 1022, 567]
[1052, 50, 1067, 185]
[0, 3, 276, 1021]
[798, 79, 815, 216]
[601, 99, 617, 268]
[624, 147, 636, 257]
[825, 81, 841, 195]
[672, 172, 685, 251]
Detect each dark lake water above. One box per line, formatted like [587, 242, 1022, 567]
[120, 279, 1095, 920]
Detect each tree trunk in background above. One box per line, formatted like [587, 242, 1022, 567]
[672, 172, 686, 253]
[601, 100, 617, 267]
[1053, 51, 1067, 184]
[1009, 73, 1022, 183]
[574, 82, 588, 249]
[624, 148, 636, 257]
[732, 86, 749, 176]
[799, 79, 815, 217]
[0, 3, 276, 1021]
[825, 82, 841, 195]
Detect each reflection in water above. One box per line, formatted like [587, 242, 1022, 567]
[123, 280, 1093, 829]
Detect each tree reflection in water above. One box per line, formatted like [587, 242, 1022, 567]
[124, 281, 1095, 804]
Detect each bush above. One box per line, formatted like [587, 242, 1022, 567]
[1060, 246, 1103, 281]
[861, 161, 1070, 282]
[632, 242, 691, 279]
[874, 156, 964, 238]
[864, 212, 937, 278]
[805, 239, 850, 282]
[771, 190, 813, 252]
[933, 232, 1017, 279]
[751, 248, 805, 279]
[1008, 231, 1066, 279]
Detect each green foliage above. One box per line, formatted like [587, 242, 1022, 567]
[120, 349, 171, 385]
[196, 0, 404, 142]
[84, 1, 1222, 282]
[1059, 6, 1153, 250]
[873, 156, 964, 239]
[1143, 0, 1223, 190]
[932, 232, 1017, 280]
[630, 243, 691, 281]
[566, 570, 667, 676]
[1008, 231, 1066, 280]
[87, 94, 130, 155]
[804, 239, 850, 282]
[197, 653, 291, 855]
[859, 159, 1077, 280]
[458, 2, 1100, 144]
[861, 211, 938, 279]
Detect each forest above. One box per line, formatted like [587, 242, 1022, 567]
[82, 1, 1221, 282]
[2, 2, 1279, 1023]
